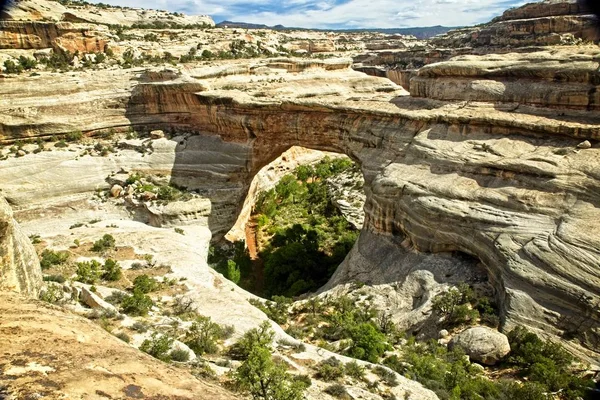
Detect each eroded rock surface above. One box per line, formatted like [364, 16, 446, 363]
[0, 292, 236, 400]
[0, 197, 42, 296]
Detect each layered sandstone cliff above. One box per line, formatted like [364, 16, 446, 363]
[354, 0, 600, 89]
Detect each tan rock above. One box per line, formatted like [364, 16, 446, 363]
[80, 286, 118, 313]
[150, 129, 165, 139]
[0, 197, 42, 297]
[110, 184, 124, 197]
[0, 292, 236, 399]
[577, 140, 592, 149]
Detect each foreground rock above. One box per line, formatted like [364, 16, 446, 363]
[0, 197, 42, 296]
[449, 326, 511, 365]
[0, 292, 236, 399]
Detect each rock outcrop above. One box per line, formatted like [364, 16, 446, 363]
[354, 0, 600, 89]
[1, 0, 214, 27]
[449, 326, 511, 365]
[0, 21, 111, 52]
[0, 292, 236, 399]
[0, 197, 42, 297]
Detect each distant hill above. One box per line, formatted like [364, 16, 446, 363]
[216, 21, 458, 39]
[346, 26, 458, 39]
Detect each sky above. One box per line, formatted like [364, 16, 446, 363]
[90, 0, 533, 29]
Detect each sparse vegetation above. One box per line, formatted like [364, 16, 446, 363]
[39, 249, 69, 270]
[121, 289, 153, 316]
[140, 332, 174, 362]
[233, 322, 309, 400]
[183, 315, 233, 355]
[91, 234, 116, 252]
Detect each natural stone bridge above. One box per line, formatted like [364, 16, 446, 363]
[1, 54, 600, 357]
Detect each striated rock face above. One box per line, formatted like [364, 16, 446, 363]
[0, 292, 236, 399]
[0, 21, 111, 52]
[433, 0, 598, 48]
[410, 50, 600, 109]
[0, 197, 42, 297]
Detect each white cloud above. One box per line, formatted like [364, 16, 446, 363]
[89, 0, 537, 29]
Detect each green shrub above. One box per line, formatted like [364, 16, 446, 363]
[39, 285, 63, 304]
[346, 322, 389, 363]
[105, 290, 128, 305]
[140, 332, 174, 362]
[55, 140, 68, 148]
[505, 327, 593, 395]
[324, 383, 350, 399]
[183, 315, 229, 355]
[102, 259, 122, 281]
[43, 274, 66, 284]
[91, 234, 116, 252]
[114, 331, 130, 343]
[3, 59, 23, 74]
[315, 357, 345, 381]
[234, 346, 308, 400]
[40, 249, 69, 270]
[226, 259, 241, 284]
[229, 321, 274, 360]
[431, 284, 479, 327]
[75, 260, 102, 284]
[133, 274, 158, 293]
[121, 289, 153, 316]
[132, 321, 149, 332]
[65, 131, 83, 142]
[249, 296, 292, 325]
[170, 348, 191, 362]
[18, 55, 37, 70]
[373, 366, 399, 387]
[344, 361, 365, 380]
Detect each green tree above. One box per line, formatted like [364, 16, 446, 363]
[346, 323, 389, 363]
[184, 316, 226, 355]
[3, 59, 23, 74]
[102, 259, 122, 281]
[140, 332, 174, 362]
[75, 260, 102, 284]
[133, 274, 158, 293]
[229, 321, 274, 360]
[235, 346, 308, 400]
[92, 234, 116, 252]
[121, 289, 153, 316]
[227, 259, 241, 284]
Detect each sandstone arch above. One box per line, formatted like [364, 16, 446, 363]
[123, 61, 600, 358]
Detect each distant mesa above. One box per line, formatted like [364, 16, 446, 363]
[216, 20, 456, 38]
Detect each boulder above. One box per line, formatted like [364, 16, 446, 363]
[80, 286, 118, 314]
[577, 140, 592, 149]
[449, 326, 510, 365]
[150, 130, 165, 140]
[110, 184, 123, 197]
